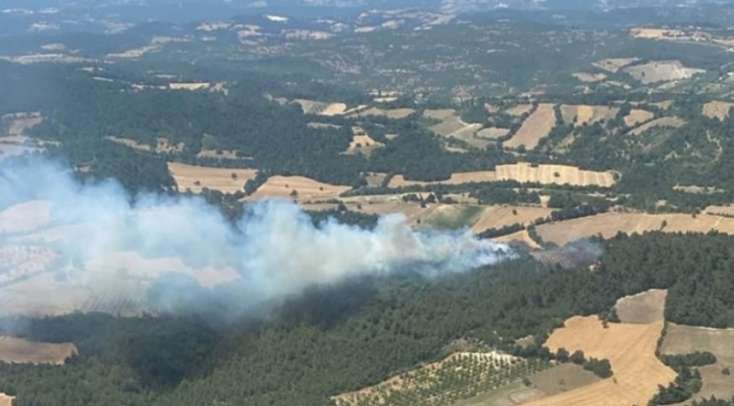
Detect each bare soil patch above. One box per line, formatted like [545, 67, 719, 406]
[504, 104, 556, 150]
[661, 323, 734, 402]
[526, 316, 676, 406]
[0, 336, 77, 365]
[628, 116, 686, 136]
[249, 176, 350, 202]
[0, 393, 12, 406]
[703, 101, 734, 121]
[167, 162, 257, 194]
[614, 289, 667, 324]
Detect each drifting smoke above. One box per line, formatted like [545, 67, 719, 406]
[0, 158, 513, 318]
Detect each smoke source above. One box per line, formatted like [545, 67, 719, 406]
[0, 158, 513, 318]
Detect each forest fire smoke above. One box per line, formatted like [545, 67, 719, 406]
[0, 158, 513, 317]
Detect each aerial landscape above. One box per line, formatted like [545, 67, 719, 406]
[3, 0, 734, 405]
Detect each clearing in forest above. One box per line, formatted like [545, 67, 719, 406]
[424, 109, 493, 149]
[504, 104, 534, 117]
[535, 212, 734, 246]
[623, 60, 704, 84]
[624, 109, 655, 127]
[560, 105, 619, 127]
[388, 171, 498, 188]
[503, 103, 556, 150]
[703, 101, 734, 121]
[248, 176, 350, 201]
[525, 315, 676, 406]
[107, 136, 184, 154]
[573, 72, 607, 83]
[660, 323, 734, 402]
[495, 163, 616, 188]
[614, 289, 667, 324]
[292, 99, 347, 116]
[388, 164, 614, 189]
[343, 127, 384, 156]
[628, 116, 686, 136]
[0, 336, 77, 365]
[471, 206, 553, 234]
[167, 162, 257, 194]
[592, 58, 640, 73]
[351, 107, 415, 119]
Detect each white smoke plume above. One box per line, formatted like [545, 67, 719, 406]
[0, 158, 513, 319]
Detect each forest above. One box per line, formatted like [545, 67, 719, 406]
[2, 232, 734, 405]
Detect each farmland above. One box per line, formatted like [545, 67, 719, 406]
[529, 315, 676, 406]
[560, 105, 618, 127]
[388, 163, 615, 189]
[703, 101, 734, 121]
[660, 323, 734, 402]
[248, 176, 350, 201]
[536, 212, 734, 246]
[628, 116, 686, 135]
[0, 336, 77, 365]
[503, 104, 556, 150]
[167, 162, 257, 194]
[333, 351, 550, 406]
[614, 289, 667, 324]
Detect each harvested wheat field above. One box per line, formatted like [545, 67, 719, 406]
[628, 116, 686, 136]
[573, 72, 607, 83]
[504, 103, 556, 150]
[526, 315, 676, 406]
[249, 176, 350, 201]
[614, 289, 667, 324]
[593, 58, 639, 73]
[476, 127, 510, 140]
[494, 229, 542, 250]
[292, 99, 347, 116]
[536, 212, 734, 246]
[660, 323, 734, 402]
[624, 60, 704, 84]
[344, 127, 384, 156]
[351, 107, 415, 119]
[388, 164, 614, 189]
[495, 163, 616, 188]
[471, 206, 553, 234]
[504, 104, 534, 117]
[0, 394, 12, 406]
[705, 205, 734, 217]
[388, 171, 497, 188]
[0, 336, 77, 365]
[624, 109, 655, 127]
[168, 162, 257, 194]
[703, 101, 734, 121]
[560, 105, 619, 127]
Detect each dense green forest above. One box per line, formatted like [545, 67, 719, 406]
[2, 232, 734, 405]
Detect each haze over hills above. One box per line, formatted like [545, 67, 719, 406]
[3, 0, 734, 405]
